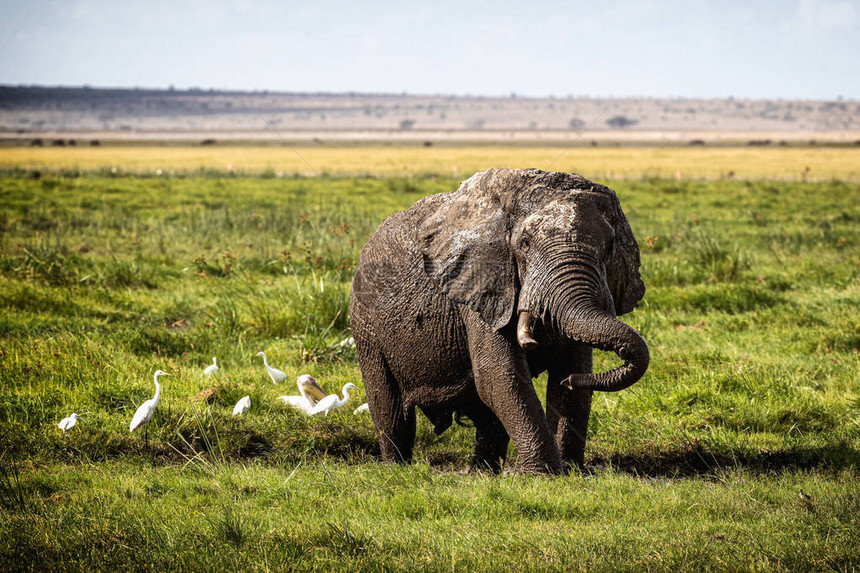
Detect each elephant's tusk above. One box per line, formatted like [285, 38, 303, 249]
[517, 311, 539, 350]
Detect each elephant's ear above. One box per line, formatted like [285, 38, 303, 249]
[607, 213, 645, 316]
[420, 182, 517, 331]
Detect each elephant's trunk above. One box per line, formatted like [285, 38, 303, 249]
[556, 306, 649, 392]
[519, 256, 649, 392]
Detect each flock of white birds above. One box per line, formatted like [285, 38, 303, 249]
[57, 351, 368, 440]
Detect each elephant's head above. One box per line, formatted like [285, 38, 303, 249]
[421, 168, 648, 392]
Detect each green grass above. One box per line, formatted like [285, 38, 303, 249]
[2, 463, 857, 571]
[1, 171, 858, 571]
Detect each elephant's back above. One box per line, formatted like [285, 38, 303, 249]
[351, 192, 449, 309]
[362, 192, 449, 255]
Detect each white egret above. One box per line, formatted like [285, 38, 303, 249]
[130, 369, 169, 444]
[232, 395, 251, 416]
[308, 382, 360, 416]
[278, 374, 328, 413]
[58, 413, 81, 435]
[203, 357, 219, 376]
[353, 403, 370, 415]
[255, 351, 286, 384]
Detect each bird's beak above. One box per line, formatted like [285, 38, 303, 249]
[303, 378, 328, 401]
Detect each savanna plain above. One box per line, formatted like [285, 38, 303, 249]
[1, 145, 859, 571]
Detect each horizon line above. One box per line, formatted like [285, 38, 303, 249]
[0, 83, 855, 104]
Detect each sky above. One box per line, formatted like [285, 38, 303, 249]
[1, 0, 858, 99]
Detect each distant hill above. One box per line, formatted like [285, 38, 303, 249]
[1, 85, 858, 141]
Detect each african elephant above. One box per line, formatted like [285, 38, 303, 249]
[349, 168, 648, 474]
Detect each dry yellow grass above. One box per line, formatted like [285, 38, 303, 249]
[2, 144, 859, 180]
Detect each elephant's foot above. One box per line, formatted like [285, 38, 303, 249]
[374, 401, 417, 463]
[512, 441, 565, 475]
[468, 403, 510, 474]
[517, 459, 564, 475]
[377, 411, 416, 464]
[467, 456, 504, 475]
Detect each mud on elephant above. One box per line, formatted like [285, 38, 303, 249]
[350, 168, 649, 474]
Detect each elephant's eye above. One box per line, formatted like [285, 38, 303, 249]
[519, 234, 531, 252]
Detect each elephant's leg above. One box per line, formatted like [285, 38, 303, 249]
[466, 318, 562, 474]
[380, 404, 416, 463]
[546, 344, 594, 468]
[467, 403, 510, 474]
[361, 351, 416, 463]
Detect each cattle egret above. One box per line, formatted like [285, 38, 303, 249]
[255, 351, 286, 383]
[204, 357, 219, 376]
[58, 413, 81, 434]
[278, 374, 328, 413]
[130, 369, 169, 444]
[232, 395, 251, 416]
[353, 403, 370, 415]
[309, 383, 359, 416]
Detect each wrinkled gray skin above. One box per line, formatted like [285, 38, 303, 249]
[350, 169, 649, 474]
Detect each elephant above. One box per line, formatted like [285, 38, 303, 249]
[349, 168, 649, 474]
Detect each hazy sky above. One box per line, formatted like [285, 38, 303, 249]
[1, 0, 858, 99]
